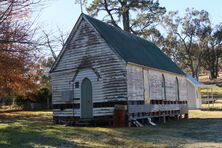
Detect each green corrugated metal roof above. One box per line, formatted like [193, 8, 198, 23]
[84, 14, 185, 75]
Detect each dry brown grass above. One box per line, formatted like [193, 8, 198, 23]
[0, 105, 222, 148]
[199, 73, 222, 85]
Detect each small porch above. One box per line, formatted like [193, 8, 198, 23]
[186, 74, 218, 109]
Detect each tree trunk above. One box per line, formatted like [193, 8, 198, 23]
[209, 64, 218, 80]
[120, 0, 130, 32]
[209, 71, 217, 80]
[194, 56, 202, 81]
[190, 63, 196, 79]
[122, 10, 130, 32]
[208, 52, 219, 80]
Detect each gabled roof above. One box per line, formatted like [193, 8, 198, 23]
[51, 13, 185, 75]
[83, 14, 185, 75]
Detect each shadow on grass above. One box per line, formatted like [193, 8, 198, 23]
[1, 111, 222, 147]
[113, 118, 222, 146]
[0, 125, 91, 148]
[0, 110, 22, 114]
[0, 111, 52, 124]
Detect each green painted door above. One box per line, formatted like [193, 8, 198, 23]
[81, 78, 93, 118]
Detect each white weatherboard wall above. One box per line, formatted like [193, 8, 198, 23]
[187, 81, 201, 109]
[127, 64, 188, 102]
[51, 17, 127, 117]
[74, 68, 103, 103]
[179, 77, 188, 101]
[51, 70, 75, 104]
[73, 68, 109, 117]
[149, 70, 164, 100]
[127, 65, 144, 101]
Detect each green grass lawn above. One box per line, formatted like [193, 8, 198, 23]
[0, 106, 222, 148]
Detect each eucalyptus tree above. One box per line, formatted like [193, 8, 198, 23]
[162, 8, 211, 79]
[86, 0, 166, 39]
[200, 24, 222, 79]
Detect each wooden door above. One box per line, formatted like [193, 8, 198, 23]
[81, 78, 93, 118]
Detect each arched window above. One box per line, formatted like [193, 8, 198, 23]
[176, 77, 180, 100]
[162, 74, 166, 100]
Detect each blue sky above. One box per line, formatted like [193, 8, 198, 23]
[37, 0, 222, 34]
[35, 0, 222, 55]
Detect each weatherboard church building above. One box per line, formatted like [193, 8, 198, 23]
[50, 14, 190, 126]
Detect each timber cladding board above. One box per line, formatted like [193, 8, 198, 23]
[127, 64, 188, 101]
[179, 77, 188, 101]
[52, 101, 127, 109]
[127, 65, 144, 101]
[51, 18, 128, 117]
[74, 68, 104, 102]
[53, 107, 114, 117]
